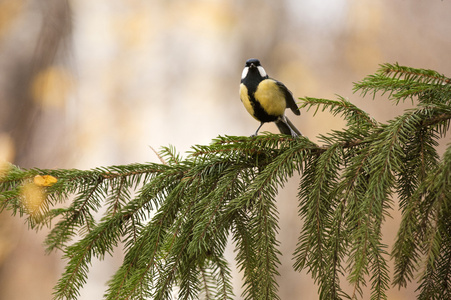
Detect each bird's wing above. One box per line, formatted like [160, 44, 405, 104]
[275, 81, 300, 115]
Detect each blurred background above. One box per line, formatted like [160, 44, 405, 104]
[1, 0, 451, 299]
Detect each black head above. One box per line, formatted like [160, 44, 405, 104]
[241, 58, 267, 80]
[245, 58, 261, 67]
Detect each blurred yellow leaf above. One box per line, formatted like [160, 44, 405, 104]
[169, 1, 235, 35]
[21, 182, 46, 215]
[0, 133, 15, 180]
[114, 12, 152, 48]
[33, 175, 57, 187]
[31, 66, 74, 108]
[0, 162, 11, 181]
[0, 133, 14, 162]
[0, 0, 23, 39]
[0, 133, 14, 180]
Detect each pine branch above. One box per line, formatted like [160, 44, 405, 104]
[294, 144, 344, 299]
[354, 63, 451, 104]
[1, 63, 451, 300]
[299, 96, 378, 128]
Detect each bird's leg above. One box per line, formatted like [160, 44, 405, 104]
[289, 128, 299, 138]
[251, 122, 264, 137]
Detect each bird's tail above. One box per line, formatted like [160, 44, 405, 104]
[275, 116, 302, 137]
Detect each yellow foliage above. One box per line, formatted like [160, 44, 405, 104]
[114, 12, 152, 48]
[19, 175, 56, 216]
[20, 182, 46, 215]
[0, 162, 11, 181]
[169, 1, 235, 35]
[31, 66, 74, 108]
[0, 133, 14, 180]
[33, 175, 57, 187]
[0, 0, 23, 39]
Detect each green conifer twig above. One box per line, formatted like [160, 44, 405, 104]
[1, 63, 451, 299]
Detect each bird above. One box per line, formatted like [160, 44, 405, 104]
[239, 58, 301, 138]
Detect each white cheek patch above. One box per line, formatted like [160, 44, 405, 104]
[257, 66, 267, 77]
[241, 67, 249, 79]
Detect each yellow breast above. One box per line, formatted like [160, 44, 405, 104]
[254, 79, 286, 116]
[240, 83, 258, 120]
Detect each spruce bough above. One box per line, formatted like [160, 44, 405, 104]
[1, 63, 450, 299]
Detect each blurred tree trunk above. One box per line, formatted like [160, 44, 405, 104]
[0, 1, 72, 299]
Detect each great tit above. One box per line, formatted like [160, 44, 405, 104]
[240, 58, 301, 137]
